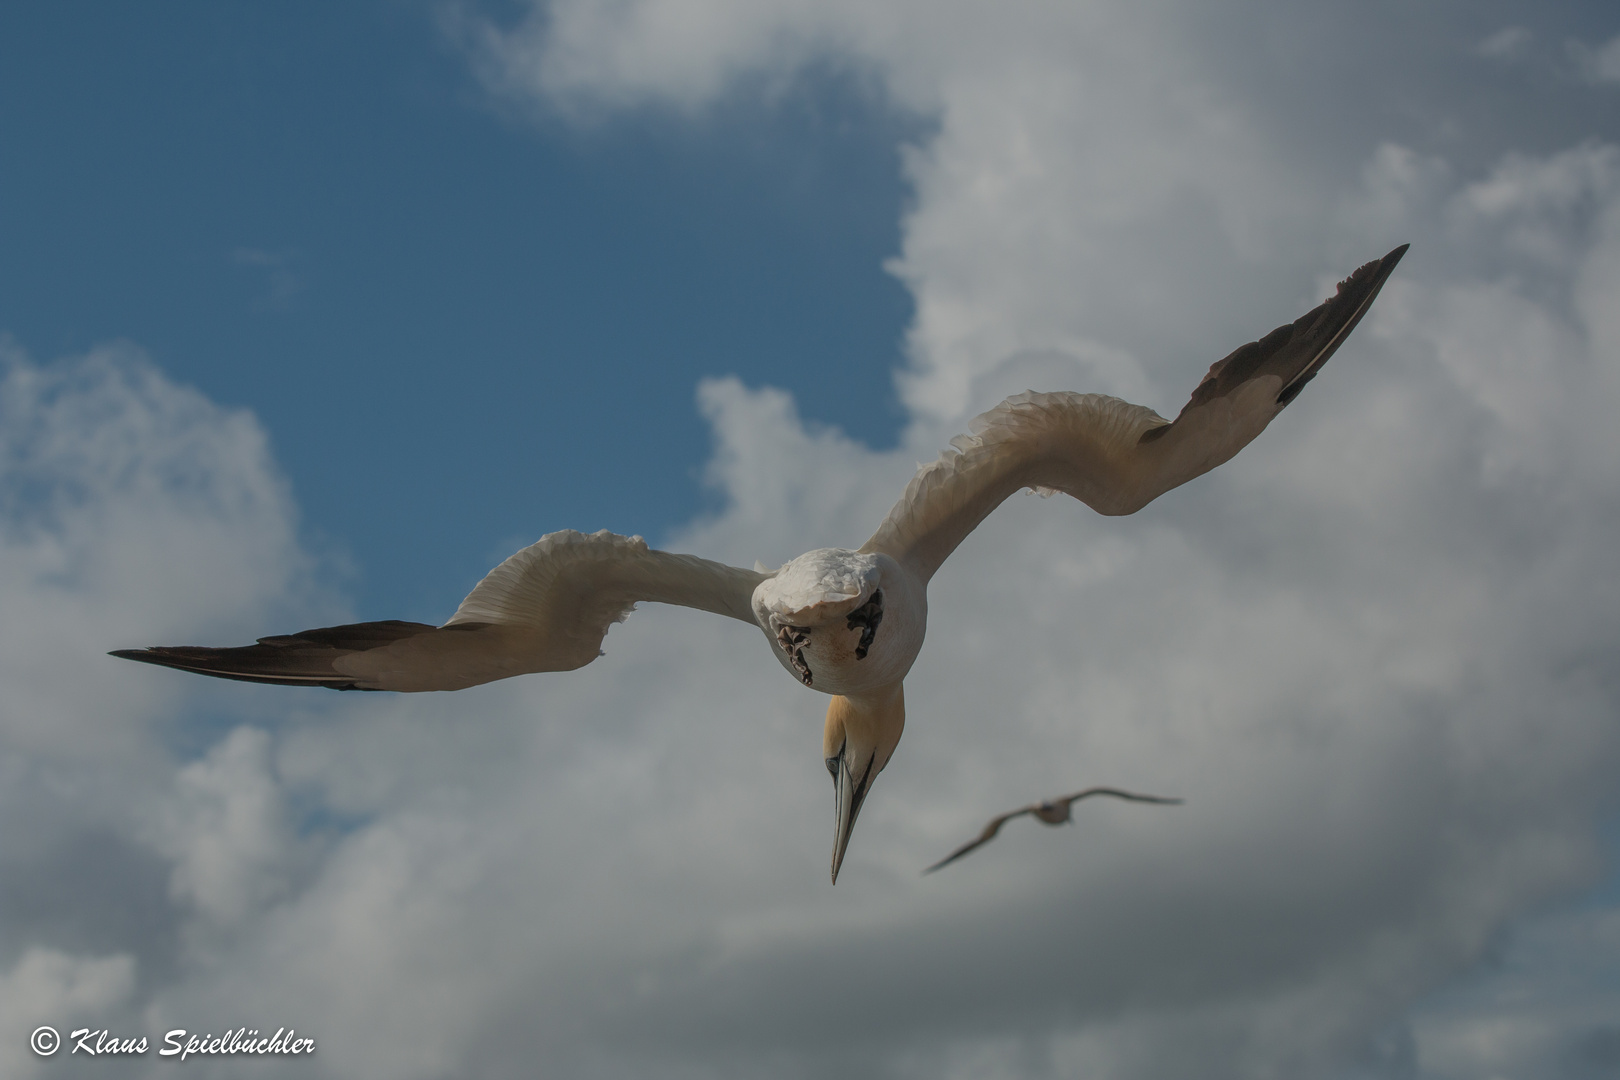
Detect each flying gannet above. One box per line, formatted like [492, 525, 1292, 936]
[923, 787, 1183, 874]
[114, 245, 1407, 883]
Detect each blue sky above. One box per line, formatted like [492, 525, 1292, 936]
[4, 3, 1620, 1079]
[0, 1, 914, 618]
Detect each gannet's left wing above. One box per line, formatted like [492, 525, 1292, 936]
[922, 806, 1033, 874]
[113, 529, 766, 692]
[862, 246, 1407, 582]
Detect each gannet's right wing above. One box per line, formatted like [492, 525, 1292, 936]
[922, 806, 1033, 874]
[863, 246, 1407, 583]
[113, 529, 767, 692]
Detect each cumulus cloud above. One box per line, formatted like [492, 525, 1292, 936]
[145, 726, 303, 928]
[0, 342, 329, 1072]
[8, 2, 1620, 1078]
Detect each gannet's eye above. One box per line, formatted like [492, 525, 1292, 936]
[825, 739, 844, 779]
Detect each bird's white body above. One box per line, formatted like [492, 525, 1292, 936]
[751, 549, 926, 696]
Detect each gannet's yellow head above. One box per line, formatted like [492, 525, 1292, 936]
[823, 684, 906, 883]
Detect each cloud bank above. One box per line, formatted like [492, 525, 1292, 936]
[6, 2, 1620, 1077]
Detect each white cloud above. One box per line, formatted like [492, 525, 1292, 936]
[146, 726, 302, 928]
[0, 340, 326, 811]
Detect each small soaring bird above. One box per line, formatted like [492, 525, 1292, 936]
[114, 246, 1407, 883]
[923, 787, 1184, 874]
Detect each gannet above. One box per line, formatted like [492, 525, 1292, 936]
[922, 787, 1184, 874]
[114, 245, 1407, 882]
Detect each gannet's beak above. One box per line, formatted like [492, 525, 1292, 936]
[822, 685, 905, 885]
[829, 741, 876, 884]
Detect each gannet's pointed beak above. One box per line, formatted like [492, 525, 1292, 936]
[830, 742, 876, 884]
[823, 684, 905, 884]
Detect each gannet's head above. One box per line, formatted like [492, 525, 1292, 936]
[823, 684, 906, 883]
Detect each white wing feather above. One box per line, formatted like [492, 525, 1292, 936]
[447, 528, 762, 629]
[333, 529, 765, 690]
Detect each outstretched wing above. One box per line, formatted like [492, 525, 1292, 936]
[863, 245, 1408, 582]
[1061, 787, 1185, 808]
[113, 529, 767, 692]
[922, 806, 1033, 874]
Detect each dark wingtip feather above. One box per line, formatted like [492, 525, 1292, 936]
[109, 620, 440, 690]
[1272, 242, 1409, 405]
[1167, 244, 1411, 431]
[110, 645, 365, 689]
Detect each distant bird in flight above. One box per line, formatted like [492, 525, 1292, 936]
[114, 246, 1407, 883]
[923, 786, 1184, 874]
